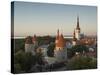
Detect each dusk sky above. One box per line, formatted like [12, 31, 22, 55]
[13, 1, 97, 37]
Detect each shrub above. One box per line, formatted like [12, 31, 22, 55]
[66, 56, 97, 70]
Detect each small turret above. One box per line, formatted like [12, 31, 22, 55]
[72, 30, 77, 46]
[25, 35, 38, 55]
[73, 30, 77, 41]
[32, 34, 38, 46]
[25, 36, 33, 44]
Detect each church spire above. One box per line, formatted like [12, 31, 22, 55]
[73, 29, 75, 38]
[57, 29, 59, 36]
[76, 16, 80, 30]
[56, 29, 59, 40]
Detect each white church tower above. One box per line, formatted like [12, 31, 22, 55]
[75, 16, 81, 40]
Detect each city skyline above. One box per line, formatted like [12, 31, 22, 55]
[13, 1, 97, 37]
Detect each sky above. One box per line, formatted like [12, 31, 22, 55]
[12, 1, 97, 37]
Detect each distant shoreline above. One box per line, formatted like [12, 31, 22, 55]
[12, 37, 25, 39]
[12, 35, 97, 39]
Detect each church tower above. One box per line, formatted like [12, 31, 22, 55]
[32, 34, 38, 47]
[75, 16, 81, 40]
[25, 35, 38, 55]
[25, 36, 35, 55]
[55, 29, 65, 50]
[54, 29, 67, 62]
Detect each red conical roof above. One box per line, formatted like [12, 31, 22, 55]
[55, 32, 65, 48]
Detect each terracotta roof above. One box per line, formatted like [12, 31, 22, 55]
[25, 36, 33, 44]
[32, 34, 37, 42]
[25, 35, 37, 44]
[55, 33, 65, 48]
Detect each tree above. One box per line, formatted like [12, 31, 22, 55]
[35, 52, 44, 65]
[47, 43, 55, 57]
[14, 64, 22, 73]
[14, 39, 25, 53]
[67, 48, 75, 59]
[67, 45, 88, 59]
[66, 56, 97, 70]
[72, 45, 89, 53]
[14, 51, 36, 73]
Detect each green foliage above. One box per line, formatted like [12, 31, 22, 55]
[14, 51, 36, 73]
[67, 48, 75, 59]
[47, 43, 55, 57]
[14, 64, 22, 73]
[14, 50, 45, 73]
[72, 45, 88, 53]
[14, 39, 25, 53]
[67, 45, 89, 59]
[35, 52, 44, 65]
[66, 56, 97, 70]
[37, 36, 55, 46]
